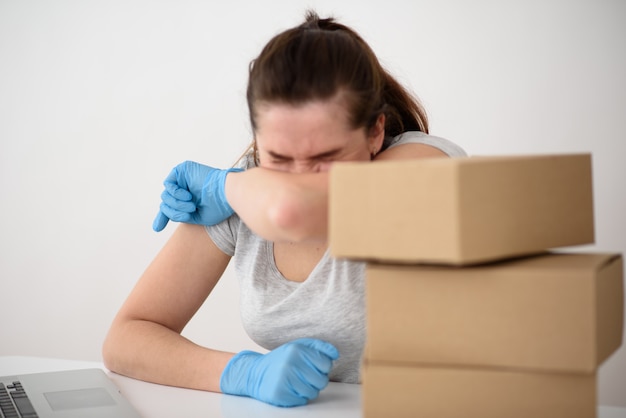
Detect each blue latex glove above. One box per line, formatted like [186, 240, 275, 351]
[220, 338, 339, 407]
[152, 161, 243, 231]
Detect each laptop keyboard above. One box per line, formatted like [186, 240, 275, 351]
[0, 382, 38, 418]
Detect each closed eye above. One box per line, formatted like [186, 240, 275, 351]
[266, 151, 292, 163]
[266, 148, 342, 163]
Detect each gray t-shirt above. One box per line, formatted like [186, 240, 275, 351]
[206, 132, 467, 383]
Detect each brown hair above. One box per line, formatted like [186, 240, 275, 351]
[244, 10, 428, 165]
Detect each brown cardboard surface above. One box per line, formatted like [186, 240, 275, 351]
[362, 361, 597, 418]
[329, 154, 594, 265]
[366, 252, 623, 373]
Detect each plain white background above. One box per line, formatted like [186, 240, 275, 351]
[1, 0, 624, 406]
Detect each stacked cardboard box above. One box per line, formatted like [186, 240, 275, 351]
[329, 154, 624, 418]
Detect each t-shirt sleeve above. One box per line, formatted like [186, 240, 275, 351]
[205, 213, 240, 256]
[387, 131, 468, 157]
[204, 152, 254, 256]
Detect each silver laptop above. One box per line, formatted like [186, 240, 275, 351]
[0, 368, 141, 418]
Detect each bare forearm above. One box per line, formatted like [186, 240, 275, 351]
[103, 318, 233, 392]
[225, 168, 329, 242]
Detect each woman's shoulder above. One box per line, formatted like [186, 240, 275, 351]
[387, 131, 468, 157]
[235, 151, 256, 170]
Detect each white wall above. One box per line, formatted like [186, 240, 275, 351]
[1, 0, 624, 406]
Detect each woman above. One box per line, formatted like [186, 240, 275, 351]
[103, 11, 466, 407]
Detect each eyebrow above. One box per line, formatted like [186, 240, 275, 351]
[267, 148, 343, 161]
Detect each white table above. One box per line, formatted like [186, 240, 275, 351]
[1, 356, 625, 418]
[0, 356, 360, 417]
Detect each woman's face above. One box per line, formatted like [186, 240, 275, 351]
[254, 97, 383, 173]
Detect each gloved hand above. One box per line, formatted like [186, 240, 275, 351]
[220, 338, 339, 407]
[152, 161, 243, 232]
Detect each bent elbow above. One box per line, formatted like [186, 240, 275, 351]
[267, 191, 326, 242]
[101, 320, 128, 374]
[101, 330, 118, 372]
[267, 197, 305, 242]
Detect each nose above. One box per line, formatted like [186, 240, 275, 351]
[292, 161, 321, 174]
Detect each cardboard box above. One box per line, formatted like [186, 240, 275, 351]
[329, 154, 594, 265]
[362, 361, 597, 418]
[365, 252, 623, 373]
